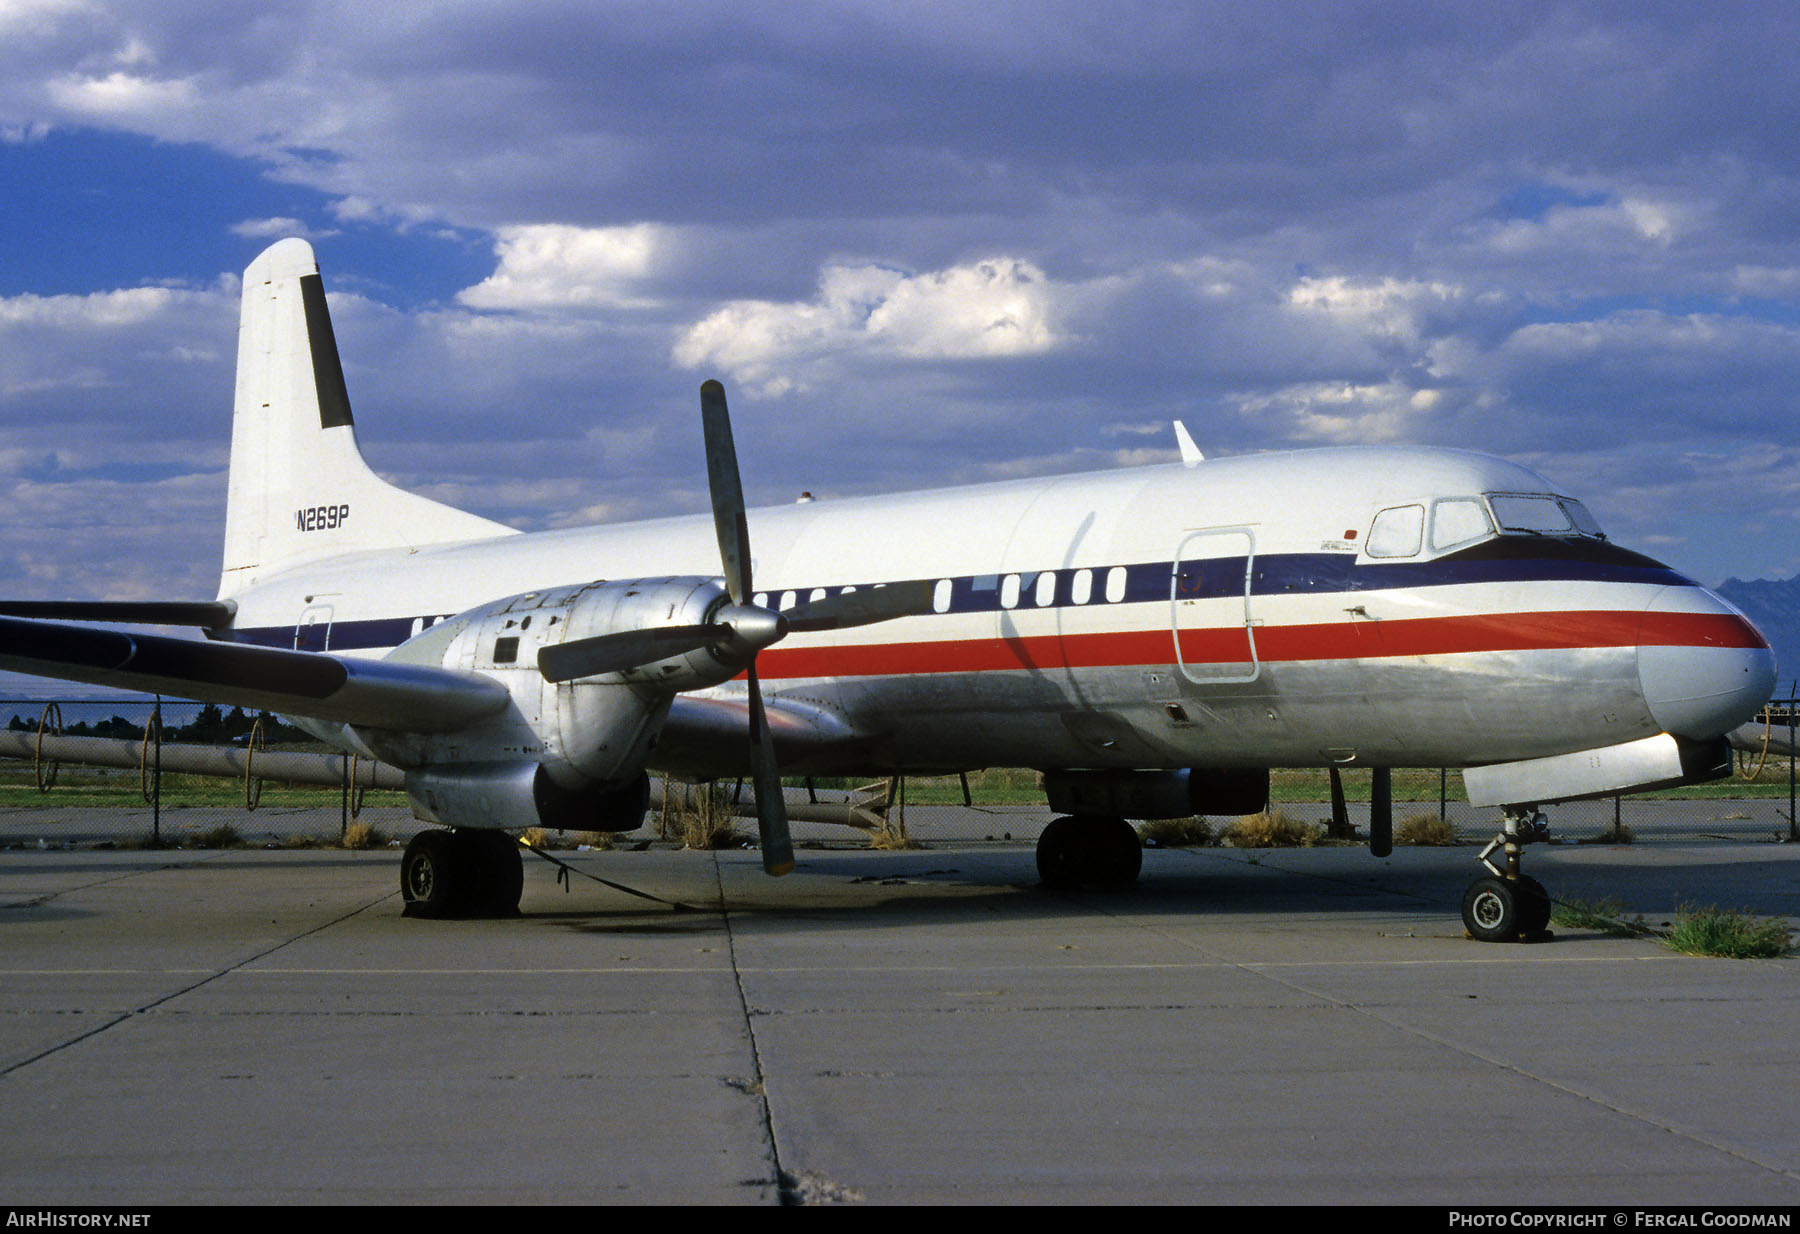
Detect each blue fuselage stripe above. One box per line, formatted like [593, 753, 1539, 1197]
[227, 549, 1690, 653]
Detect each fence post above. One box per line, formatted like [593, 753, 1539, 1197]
[1788, 700, 1796, 842]
[151, 696, 162, 846]
[1438, 767, 1447, 821]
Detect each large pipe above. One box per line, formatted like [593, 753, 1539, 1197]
[0, 730, 888, 829]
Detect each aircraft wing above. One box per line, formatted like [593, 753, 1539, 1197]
[0, 616, 508, 732]
[0, 600, 236, 628]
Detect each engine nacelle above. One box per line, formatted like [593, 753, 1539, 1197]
[1044, 768, 1270, 819]
[357, 576, 745, 817]
[406, 762, 650, 832]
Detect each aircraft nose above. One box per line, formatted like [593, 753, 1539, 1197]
[1638, 585, 1776, 739]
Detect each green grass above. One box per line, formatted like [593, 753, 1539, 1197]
[0, 768, 409, 810]
[1550, 896, 1651, 938]
[1551, 897, 1793, 956]
[1663, 907, 1793, 958]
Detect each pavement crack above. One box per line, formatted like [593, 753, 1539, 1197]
[711, 853, 794, 1204]
[0, 887, 394, 1079]
[1, 853, 233, 911]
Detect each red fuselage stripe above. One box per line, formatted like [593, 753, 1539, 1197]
[753, 610, 1765, 680]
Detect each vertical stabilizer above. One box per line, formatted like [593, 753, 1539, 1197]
[219, 239, 516, 597]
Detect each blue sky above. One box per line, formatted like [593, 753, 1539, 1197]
[3, 0, 1800, 602]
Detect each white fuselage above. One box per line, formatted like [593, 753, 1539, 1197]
[218, 444, 1774, 777]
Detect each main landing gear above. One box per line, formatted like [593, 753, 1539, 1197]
[1461, 808, 1553, 942]
[401, 828, 524, 919]
[1036, 815, 1142, 890]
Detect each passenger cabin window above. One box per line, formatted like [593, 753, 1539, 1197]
[1365, 504, 1424, 558]
[1035, 571, 1056, 606]
[932, 578, 952, 613]
[1104, 567, 1126, 603]
[1071, 569, 1093, 604]
[1430, 498, 1494, 552]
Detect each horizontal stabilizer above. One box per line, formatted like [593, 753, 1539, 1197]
[0, 616, 508, 732]
[0, 600, 237, 628]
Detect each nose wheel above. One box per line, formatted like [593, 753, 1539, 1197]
[1461, 808, 1553, 942]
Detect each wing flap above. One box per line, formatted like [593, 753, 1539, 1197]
[0, 616, 508, 732]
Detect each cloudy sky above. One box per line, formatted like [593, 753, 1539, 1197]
[3, 0, 1799, 605]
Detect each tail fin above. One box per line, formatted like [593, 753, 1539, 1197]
[219, 238, 516, 597]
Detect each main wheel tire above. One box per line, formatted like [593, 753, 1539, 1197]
[1091, 816, 1143, 887]
[463, 830, 524, 917]
[402, 830, 473, 919]
[1514, 874, 1551, 936]
[1462, 875, 1521, 942]
[1036, 816, 1085, 890]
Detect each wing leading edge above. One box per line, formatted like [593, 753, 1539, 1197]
[0, 616, 507, 732]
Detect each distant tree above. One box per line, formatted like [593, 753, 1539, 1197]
[254, 710, 313, 743]
[179, 703, 228, 744]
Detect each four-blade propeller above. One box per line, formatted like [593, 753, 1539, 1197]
[537, 380, 932, 875]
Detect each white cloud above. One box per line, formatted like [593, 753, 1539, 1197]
[45, 68, 197, 123]
[458, 223, 669, 310]
[1485, 196, 1689, 256]
[673, 257, 1061, 395]
[1228, 380, 1446, 445]
[1731, 265, 1800, 298]
[231, 217, 337, 242]
[1285, 275, 1461, 344]
[0, 286, 183, 329]
[0, 282, 233, 419]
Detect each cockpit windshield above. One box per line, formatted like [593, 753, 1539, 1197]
[1369, 493, 1609, 560]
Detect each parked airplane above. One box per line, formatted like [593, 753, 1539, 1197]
[0, 240, 1776, 939]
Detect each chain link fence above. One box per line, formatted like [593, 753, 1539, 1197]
[0, 697, 1794, 851]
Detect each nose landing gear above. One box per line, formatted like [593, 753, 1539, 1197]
[1461, 808, 1553, 942]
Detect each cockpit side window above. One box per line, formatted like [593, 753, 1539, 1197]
[1489, 494, 1576, 534]
[1430, 498, 1494, 552]
[1366, 504, 1425, 558]
[1558, 497, 1606, 539]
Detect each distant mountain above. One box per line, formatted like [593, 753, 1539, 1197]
[1716, 575, 1800, 700]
